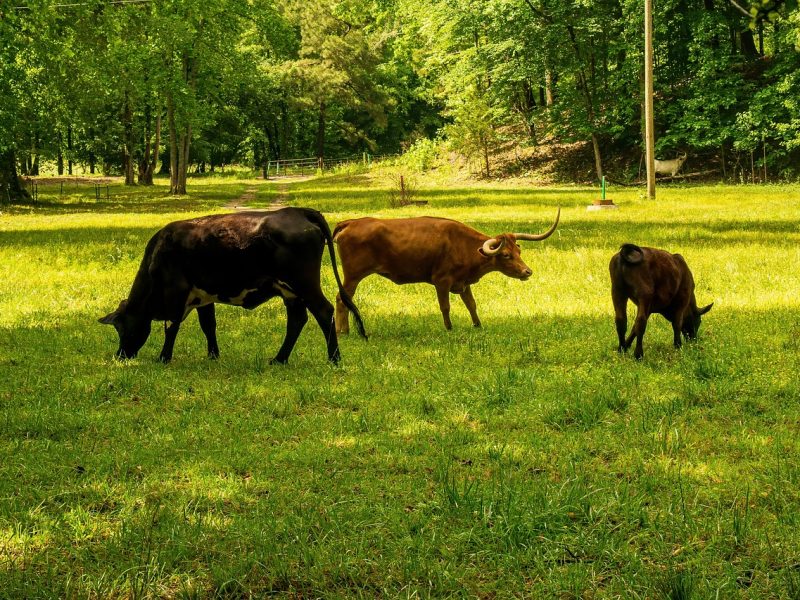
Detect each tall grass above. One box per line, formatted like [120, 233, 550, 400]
[1, 173, 799, 597]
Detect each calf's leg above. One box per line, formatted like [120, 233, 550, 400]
[625, 301, 650, 360]
[611, 288, 629, 352]
[197, 304, 220, 359]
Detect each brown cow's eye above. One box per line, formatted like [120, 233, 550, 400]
[502, 253, 511, 259]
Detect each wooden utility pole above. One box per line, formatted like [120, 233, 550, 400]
[644, 0, 656, 199]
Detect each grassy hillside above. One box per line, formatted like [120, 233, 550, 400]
[1, 174, 799, 598]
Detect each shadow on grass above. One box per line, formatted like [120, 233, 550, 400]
[2, 215, 798, 252]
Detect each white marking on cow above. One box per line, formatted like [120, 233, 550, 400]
[186, 287, 258, 308]
[273, 280, 297, 299]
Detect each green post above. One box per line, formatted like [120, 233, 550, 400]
[601, 176, 606, 201]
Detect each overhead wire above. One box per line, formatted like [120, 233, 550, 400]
[13, 0, 153, 9]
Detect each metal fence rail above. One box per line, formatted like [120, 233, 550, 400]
[266, 153, 398, 178]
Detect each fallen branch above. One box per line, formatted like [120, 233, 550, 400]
[606, 169, 720, 187]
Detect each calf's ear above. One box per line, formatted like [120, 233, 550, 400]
[698, 302, 713, 315]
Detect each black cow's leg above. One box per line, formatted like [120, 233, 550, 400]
[305, 293, 340, 363]
[197, 304, 219, 359]
[611, 287, 628, 352]
[158, 277, 191, 363]
[271, 298, 309, 365]
[435, 284, 453, 330]
[459, 286, 481, 327]
[159, 319, 182, 363]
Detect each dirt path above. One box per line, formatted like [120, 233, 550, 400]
[224, 175, 314, 211]
[224, 185, 258, 210]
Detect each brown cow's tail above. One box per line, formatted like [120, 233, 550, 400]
[619, 243, 644, 265]
[332, 220, 351, 241]
[302, 209, 367, 339]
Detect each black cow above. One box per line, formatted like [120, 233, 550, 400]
[99, 208, 366, 364]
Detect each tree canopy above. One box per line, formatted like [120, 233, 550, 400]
[1, 0, 799, 199]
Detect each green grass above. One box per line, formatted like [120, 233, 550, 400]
[1, 172, 799, 598]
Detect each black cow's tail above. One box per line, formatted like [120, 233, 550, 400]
[302, 208, 368, 339]
[619, 243, 644, 265]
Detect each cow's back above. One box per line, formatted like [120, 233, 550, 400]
[150, 208, 325, 292]
[335, 217, 483, 284]
[611, 245, 691, 313]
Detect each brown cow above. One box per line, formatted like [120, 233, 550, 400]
[333, 209, 560, 333]
[609, 243, 713, 360]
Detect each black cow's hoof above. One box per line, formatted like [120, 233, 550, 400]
[208, 351, 220, 360]
[270, 357, 288, 365]
[158, 355, 172, 364]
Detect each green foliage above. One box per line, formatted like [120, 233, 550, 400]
[3, 0, 800, 186]
[397, 137, 442, 171]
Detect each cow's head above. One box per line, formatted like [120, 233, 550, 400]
[682, 302, 713, 339]
[479, 208, 560, 280]
[98, 299, 152, 359]
[479, 234, 533, 280]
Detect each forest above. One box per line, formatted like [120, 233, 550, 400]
[2, 0, 800, 202]
[3, 2, 800, 597]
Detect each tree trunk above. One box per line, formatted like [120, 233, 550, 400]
[315, 101, 326, 161]
[67, 124, 74, 176]
[565, 24, 603, 180]
[483, 137, 491, 178]
[591, 133, 604, 180]
[545, 67, 555, 106]
[138, 105, 152, 184]
[740, 30, 758, 58]
[167, 53, 195, 195]
[123, 93, 136, 186]
[0, 149, 31, 203]
[167, 93, 188, 195]
[57, 132, 64, 175]
[138, 111, 160, 185]
[280, 99, 289, 157]
[168, 93, 179, 193]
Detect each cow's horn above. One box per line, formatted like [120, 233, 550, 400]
[481, 237, 505, 256]
[513, 207, 561, 241]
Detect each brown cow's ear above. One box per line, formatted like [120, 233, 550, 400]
[698, 302, 713, 315]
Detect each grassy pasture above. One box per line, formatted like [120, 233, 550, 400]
[1, 173, 799, 598]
